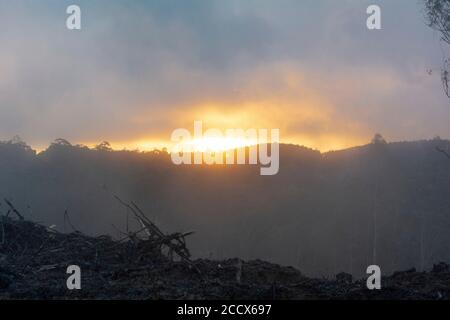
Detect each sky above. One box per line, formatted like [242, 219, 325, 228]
[0, 0, 449, 152]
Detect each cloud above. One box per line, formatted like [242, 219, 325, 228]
[0, 0, 449, 150]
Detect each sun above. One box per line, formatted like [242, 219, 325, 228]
[176, 136, 258, 153]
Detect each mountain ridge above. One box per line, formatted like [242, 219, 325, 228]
[0, 138, 449, 277]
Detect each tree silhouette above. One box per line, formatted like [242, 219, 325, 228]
[371, 133, 387, 145]
[95, 141, 113, 152]
[425, 0, 450, 97]
[52, 138, 72, 147]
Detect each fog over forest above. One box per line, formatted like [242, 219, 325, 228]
[1, 136, 449, 277]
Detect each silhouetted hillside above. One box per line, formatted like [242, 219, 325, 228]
[1, 138, 449, 277]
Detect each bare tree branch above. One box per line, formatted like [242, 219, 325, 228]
[436, 146, 450, 159]
[425, 0, 450, 98]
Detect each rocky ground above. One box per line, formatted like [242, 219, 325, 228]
[1, 215, 450, 300]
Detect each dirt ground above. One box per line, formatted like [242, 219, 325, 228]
[1, 216, 450, 300]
